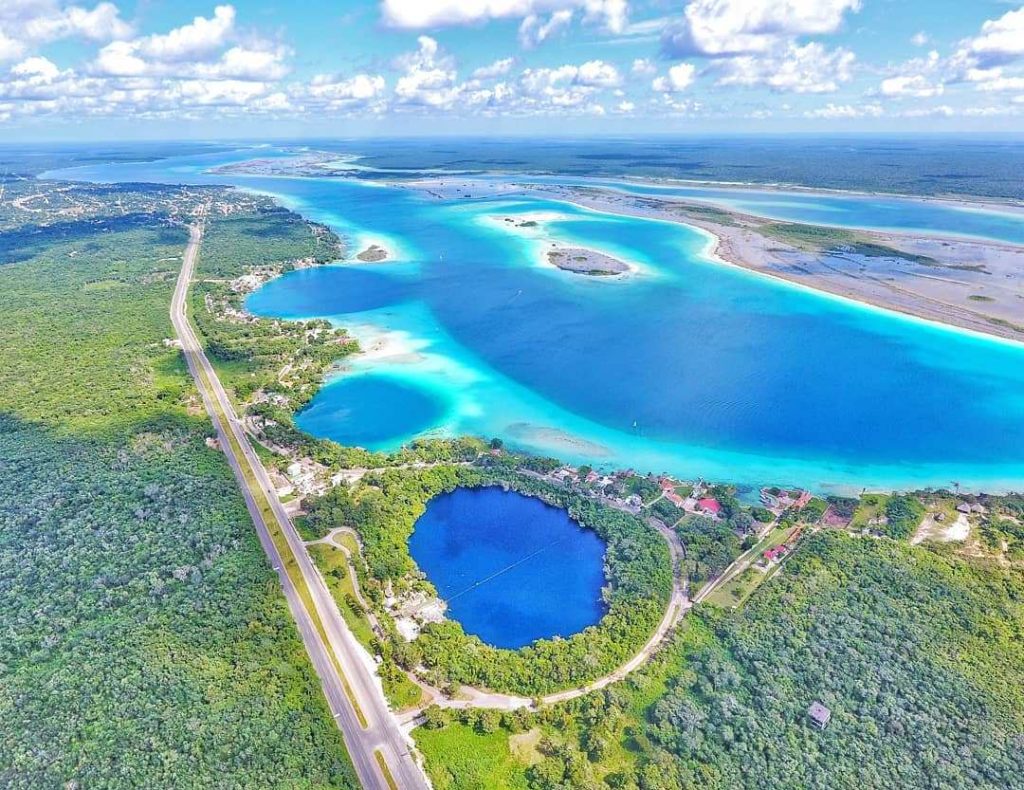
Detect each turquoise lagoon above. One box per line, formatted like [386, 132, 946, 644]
[47, 149, 1024, 493]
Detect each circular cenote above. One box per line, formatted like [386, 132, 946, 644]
[409, 487, 608, 649]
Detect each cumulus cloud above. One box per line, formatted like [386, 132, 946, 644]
[805, 102, 882, 118]
[518, 10, 574, 48]
[880, 74, 943, 98]
[631, 58, 656, 76]
[715, 42, 854, 93]
[136, 5, 235, 62]
[471, 57, 514, 80]
[955, 6, 1024, 70]
[305, 72, 387, 112]
[382, 0, 626, 31]
[0, 4, 311, 123]
[382, 0, 626, 49]
[0, 1, 132, 61]
[652, 63, 696, 92]
[393, 36, 461, 107]
[661, 0, 860, 58]
[91, 6, 291, 82]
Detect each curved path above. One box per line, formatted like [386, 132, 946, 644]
[385, 512, 692, 718]
[174, 216, 428, 790]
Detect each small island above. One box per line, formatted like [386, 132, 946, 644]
[548, 246, 630, 276]
[356, 244, 388, 262]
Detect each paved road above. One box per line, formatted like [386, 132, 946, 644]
[172, 215, 428, 790]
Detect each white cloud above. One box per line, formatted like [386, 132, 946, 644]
[899, 104, 954, 118]
[381, 0, 627, 36]
[0, 1, 132, 61]
[956, 6, 1024, 69]
[519, 10, 574, 48]
[805, 102, 882, 118]
[471, 57, 514, 80]
[976, 75, 1024, 92]
[92, 6, 290, 82]
[879, 74, 943, 98]
[662, 0, 861, 57]
[576, 59, 621, 87]
[652, 62, 696, 92]
[11, 56, 61, 81]
[910, 31, 929, 47]
[715, 42, 854, 93]
[616, 99, 635, 112]
[631, 57, 656, 76]
[305, 72, 386, 112]
[134, 5, 236, 63]
[393, 36, 461, 108]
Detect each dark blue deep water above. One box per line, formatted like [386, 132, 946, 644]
[408, 487, 607, 649]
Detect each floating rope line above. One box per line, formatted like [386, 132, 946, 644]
[444, 536, 571, 603]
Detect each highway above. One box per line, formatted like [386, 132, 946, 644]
[172, 213, 428, 790]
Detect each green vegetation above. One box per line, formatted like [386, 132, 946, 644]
[419, 531, 1024, 788]
[759, 222, 938, 264]
[308, 542, 377, 648]
[416, 724, 532, 789]
[0, 187, 356, 787]
[884, 493, 927, 539]
[850, 492, 890, 530]
[675, 515, 741, 583]
[305, 465, 672, 696]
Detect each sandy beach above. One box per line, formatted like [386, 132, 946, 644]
[486, 212, 639, 277]
[414, 176, 1024, 343]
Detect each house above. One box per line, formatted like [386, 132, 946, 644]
[763, 545, 787, 563]
[970, 503, 986, 514]
[956, 502, 972, 514]
[808, 701, 831, 730]
[664, 490, 685, 508]
[697, 498, 722, 517]
[762, 488, 812, 511]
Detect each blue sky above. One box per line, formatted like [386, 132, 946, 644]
[2, 0, 1024, 139]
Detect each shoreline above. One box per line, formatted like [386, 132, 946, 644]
[491, 182, 1024, 347]
[484, 212, 640, 277]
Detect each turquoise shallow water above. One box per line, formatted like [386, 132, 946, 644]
[45, 148, 1024, 493]
[408, 487, 607, 648]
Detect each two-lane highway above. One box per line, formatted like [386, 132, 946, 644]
[172, 213, 428, 790]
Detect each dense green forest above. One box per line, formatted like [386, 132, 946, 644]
[0, 182, 356, 787]
[416, 532, 1024, 788]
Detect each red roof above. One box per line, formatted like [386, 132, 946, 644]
[698, 498, 721, 514]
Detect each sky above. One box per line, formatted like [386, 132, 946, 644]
[2, 0, 1024, 139]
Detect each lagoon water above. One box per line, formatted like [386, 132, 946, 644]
[46, 147, 1024, 492]
[408, 487, 607, 648]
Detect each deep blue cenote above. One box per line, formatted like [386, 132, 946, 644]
[408, 487, 607, 649]
[44, 147, 1024, 492]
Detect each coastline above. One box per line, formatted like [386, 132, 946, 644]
[506, 183, 1024, 346]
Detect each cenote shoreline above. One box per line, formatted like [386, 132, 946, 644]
[316, 467, 673, 697]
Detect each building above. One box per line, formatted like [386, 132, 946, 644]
[763, 545, 787, 563]
[808, 701, 831, 730]
[697, 498, 722, 517]
[664, 490, 685, 508]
